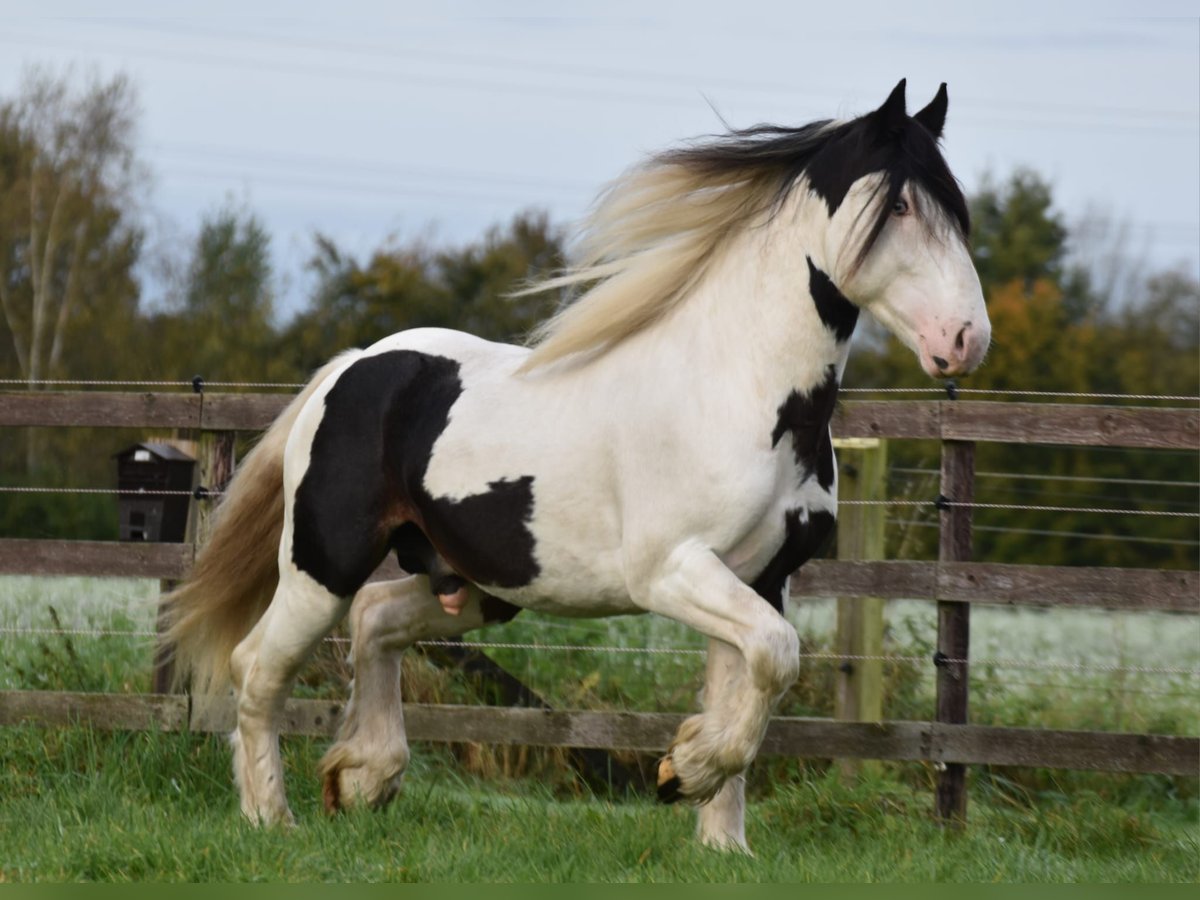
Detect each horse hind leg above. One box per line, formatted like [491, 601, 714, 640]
[229, 566, 351, 825]
[321, 577, 514, 811]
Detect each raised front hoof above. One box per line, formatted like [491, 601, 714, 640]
[656, 756, 684, 804]
[655, 744, 730, 806]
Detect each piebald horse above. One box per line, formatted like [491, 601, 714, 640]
[167, 80, 989, 852]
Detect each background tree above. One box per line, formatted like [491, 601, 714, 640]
[0, 67, 143, 390]
[281, 211, 564, 374]
[148, 203, 287, 384]
[0, 66, 144, 525]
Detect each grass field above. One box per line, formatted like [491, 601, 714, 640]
[1, 576, 1197, 882]
[1, 727, 1196, 882]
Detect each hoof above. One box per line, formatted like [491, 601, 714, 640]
[320, 760, 403, 814]
[656, 757, 683, 804]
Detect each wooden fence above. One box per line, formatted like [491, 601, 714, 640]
[1, 391, 1198, 824]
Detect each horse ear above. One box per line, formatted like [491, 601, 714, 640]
[872, 79, 908, 133]
[914, 83, 949, 139]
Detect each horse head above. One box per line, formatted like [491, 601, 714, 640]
[811, 80, 990, 377]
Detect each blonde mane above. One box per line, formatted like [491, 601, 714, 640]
[515, 103, 970, 374]
[515, 145, 799, 373]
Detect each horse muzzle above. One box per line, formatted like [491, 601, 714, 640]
[918, 320, 989, 378]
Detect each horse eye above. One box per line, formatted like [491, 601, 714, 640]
[892, 198, 911, 216]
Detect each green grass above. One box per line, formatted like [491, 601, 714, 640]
[0, 726, 1195, 882]
[1, 576, 1198, 881]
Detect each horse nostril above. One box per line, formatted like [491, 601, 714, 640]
[932, 355, 949, 371]
[955, 326, 967, 352]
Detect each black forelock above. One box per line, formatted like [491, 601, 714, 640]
[660, 105, 970, 269]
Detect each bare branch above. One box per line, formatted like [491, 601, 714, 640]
[48, 220, 87, 376]
[0, 276, 29, 378]
[28, 170, 70, 383]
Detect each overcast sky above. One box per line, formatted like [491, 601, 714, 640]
[2, 6, 1197, 317]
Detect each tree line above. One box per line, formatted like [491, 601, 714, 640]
[1, 71, 1196, 569]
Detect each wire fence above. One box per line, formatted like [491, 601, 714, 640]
[0, 379, 305, 390]
[2, 624, 1197, 680]
[888, 518, 1200, 548]
[3, 485, 1196, 521]
[892, 467, 1200, 490]
[2, 386, 1196, 727]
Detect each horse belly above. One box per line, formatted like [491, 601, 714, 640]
[413, 380, 635, 613]
[420, 470, 636, 615]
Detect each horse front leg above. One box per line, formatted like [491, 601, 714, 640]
[695, 637, 751, 853]
[635, 546, 799, 812]
[321, 576, 510, 811]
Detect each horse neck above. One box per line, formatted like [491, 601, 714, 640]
[663, 209, 851, 399]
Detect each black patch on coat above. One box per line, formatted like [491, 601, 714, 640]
[390, 522, 455, 589]
[480, 594, 522, 625]
[771, 365, 840, 491]
[291, 350, 541, 598]
[752, 364, 842, 611]
[806, 257, 859, 343]
[750, 510, 837, 613]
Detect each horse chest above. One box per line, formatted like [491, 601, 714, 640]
[725, 371, 842, 611]
[721, 457, 837, 610]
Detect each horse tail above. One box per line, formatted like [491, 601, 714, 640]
[164, 351, 357, 693]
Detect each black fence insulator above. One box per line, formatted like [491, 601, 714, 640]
[933, 650, 950, 668]
[934, 494, 952, 511]
[945, 380, 959, 400]
[192, 485, 210, 501]
[191, 375, 205, 394]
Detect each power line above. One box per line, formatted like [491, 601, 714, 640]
[163, 165, 588, 208]
[155, 163, 1200, 245]
[0, 31, 739, 115]
[5, 28, 1198, 138]
[87, 19, 1200, 129]
[150, 143, 1200, 239]
[150, 142, 597, 195]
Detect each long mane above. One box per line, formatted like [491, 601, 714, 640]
[518, 106, 968, 373]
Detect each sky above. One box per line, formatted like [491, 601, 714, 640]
[1, 6, 1197, 318]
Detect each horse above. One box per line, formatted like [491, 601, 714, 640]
[165, 79, 989, 853]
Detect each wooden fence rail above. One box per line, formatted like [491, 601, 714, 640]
[2, 392, 1198, 449]
[3, 539, 1197, 613]
[0, 693, 1193, 777]
[1, 391, 1197, 825]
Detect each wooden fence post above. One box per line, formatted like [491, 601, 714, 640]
[193, 431, 236, 546]
[833, 438, 887, 777]
[935, 439, 975, 825]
